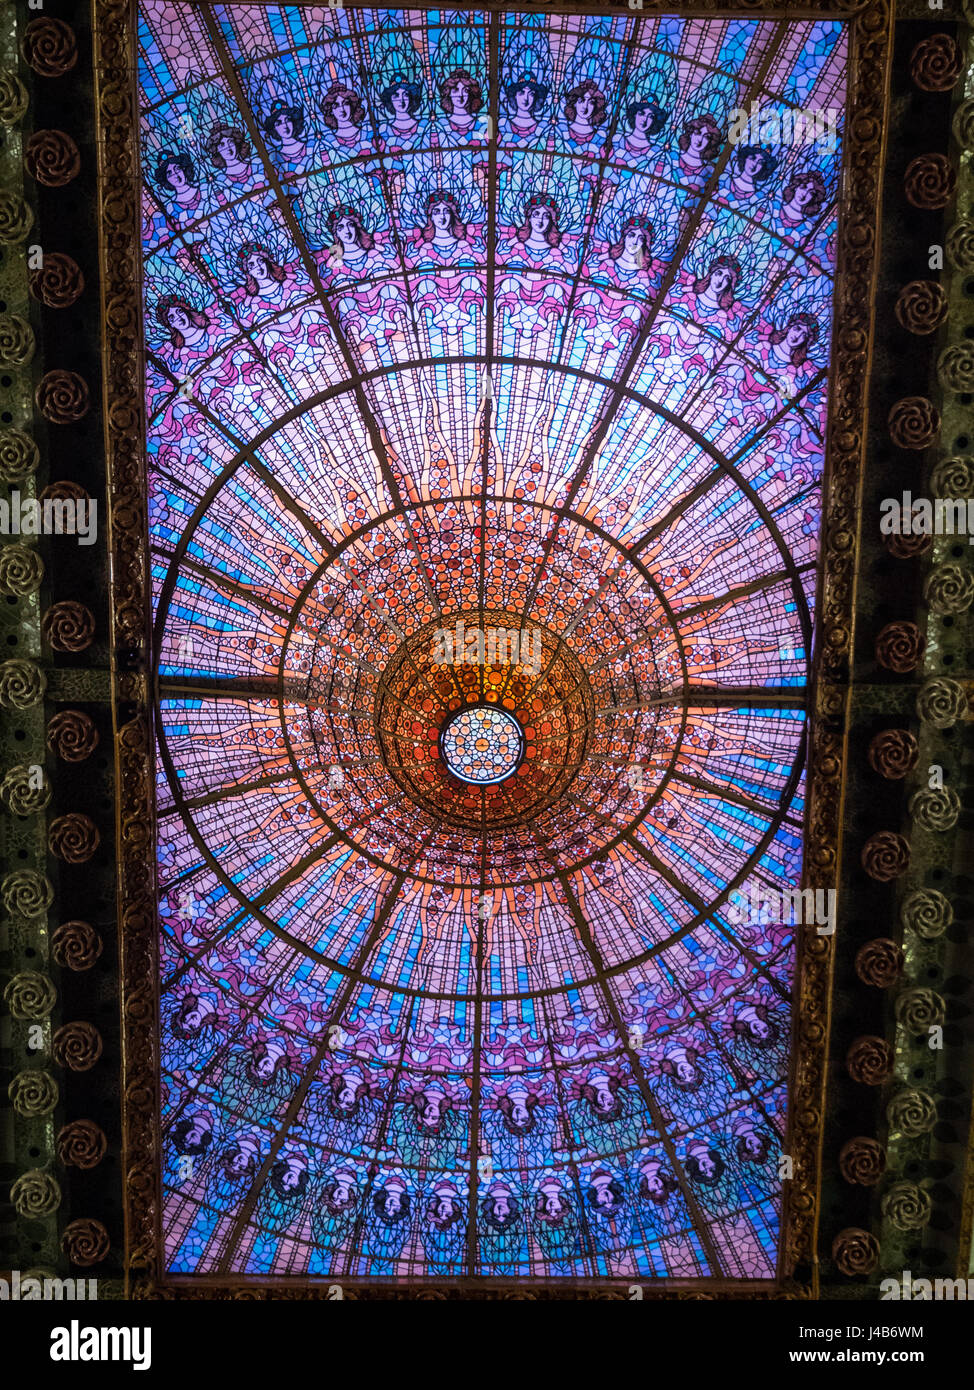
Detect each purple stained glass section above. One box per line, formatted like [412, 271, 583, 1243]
[142, 3, 848, 1281]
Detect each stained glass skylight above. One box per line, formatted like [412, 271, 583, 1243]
[143, 2, 848, 1282]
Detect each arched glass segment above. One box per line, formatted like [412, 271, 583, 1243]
[142, 2, 848, 1282]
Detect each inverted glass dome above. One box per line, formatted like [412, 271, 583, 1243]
[142, 0, 847, 1283]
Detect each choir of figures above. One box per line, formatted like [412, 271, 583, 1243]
[162, 992, 786, 1276]
[141, 16, 836, 460]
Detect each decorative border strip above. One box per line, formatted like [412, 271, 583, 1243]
[3, 4, 116, 1285]
[92, 0, 158, 1294]
[818, 16, 971, 1292]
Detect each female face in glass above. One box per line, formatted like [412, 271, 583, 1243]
[710, 264, 735, 295]
[332, 1173, 354, 1205]
[166, 160, 190, 192]
[335, 216, 359, 250]
[575, 90, 595, 122]
[330, 92, 359, 131]
[251, 1047, 276, 1079]
[246, 251, 271, 282]
[514, 84, 535, 116]
[273, 111, 295, 142]
[749, 1014, 771, 1041]
[688, 127, 710, 156]
[433, 1194, 455, 1222]
[430, 200, 453, 234]
[785, 321, 811, 352]
[421, 1092, 444, 1128]
[167, 305, 192, 334]
[529, 205, 552, 236]
[217, 133, 240, 166]
[540, 1187, 565, 1220]
[641, 1162, 666, 1198]
[279, 1157, 305, 1191]
[335, 1077, 358, 1110]
[624, 228, 646, 259]
[383, 1184, 405, 1217]
[390, 84, 412, 118]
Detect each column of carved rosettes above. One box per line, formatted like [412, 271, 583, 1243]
[897, 14, 974, 1282]
[835, 23, 970, 1282]
[0, 11, 109, 1283]
[0, 11, 56, 1285]
[93, 0, 157, 1296]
